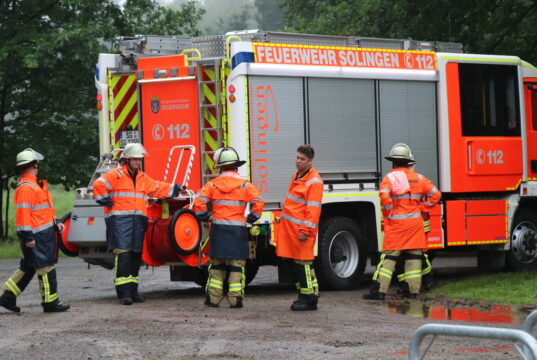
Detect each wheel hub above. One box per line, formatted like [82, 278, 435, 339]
[330, 246, 347, 263]
[511, 221, 537, 263]
[328, 230, 359, 278]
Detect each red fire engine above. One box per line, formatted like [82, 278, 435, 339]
[59, 30, 537, 290]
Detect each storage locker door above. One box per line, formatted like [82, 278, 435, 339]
[379, 80, 438, 185]
[309, 78, 377, 180]
[249, 76, 304, 208]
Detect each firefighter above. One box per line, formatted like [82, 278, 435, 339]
[395, 154, 435, 294]
[93, 143, 185, 305]
[364, 143, 440, 300]
[276, 145, 323, 311]
[193, 147, 264, 308]
[0, 148, 70, 313]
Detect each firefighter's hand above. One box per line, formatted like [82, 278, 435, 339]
[57, 223, 65, 233]
[298, 232, 308, 241]
[172, 184, 187, 197]
[25, 240, 36, 248]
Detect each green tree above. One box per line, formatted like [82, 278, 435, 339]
[0, 0, 203, 239]
[254, 0, 284, 31]
[197, 0, 257, 35]
[280, 0, 537, 64]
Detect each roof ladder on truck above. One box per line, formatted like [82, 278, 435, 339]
[198, 58, 225, 184]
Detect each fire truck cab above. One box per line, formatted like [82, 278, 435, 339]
[59, 30, 537, 290]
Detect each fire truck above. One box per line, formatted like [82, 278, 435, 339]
[59, 30, 537, 290]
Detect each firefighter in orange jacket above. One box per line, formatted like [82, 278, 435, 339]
[396, 154, 434, 294]
[276, 145, 323, 311]
[364, 143, 441, 300]
[193, 147, 264, 308]
[93, 143, 184, 305]
[0, 149, 70, 313]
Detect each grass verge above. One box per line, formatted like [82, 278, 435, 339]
[429, 271, 537, 305]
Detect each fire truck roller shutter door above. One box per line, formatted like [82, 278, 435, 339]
[378, 80, 438, 184]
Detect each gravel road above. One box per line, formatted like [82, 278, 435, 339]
[0, 256, 534, 360]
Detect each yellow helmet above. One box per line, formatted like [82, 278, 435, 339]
[16, 148, 44, 167]
[385, 143, 413, 162]
[213, 147, 246, 168]
[121, 143, 148, 159]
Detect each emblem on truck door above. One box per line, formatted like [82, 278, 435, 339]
[151, 96, 160, 113]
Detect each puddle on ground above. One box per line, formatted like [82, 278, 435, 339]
[386, 298, 536, 324]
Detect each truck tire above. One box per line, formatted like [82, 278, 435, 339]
[507, 209, 537, 271]
[192, 261, 259, 287]
[57, 213, 79, 257]
[314, 217, 366, 290]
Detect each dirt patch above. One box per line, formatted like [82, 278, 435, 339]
[0, 258, 530, 359]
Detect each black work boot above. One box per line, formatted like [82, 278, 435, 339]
[130, 283, 145, 303]
[117, 286, 133, 305]
[39, 269, 70, 312]
[292, 293, 305, 305]
[43, 299, 70, 313]
[291, 294, 318, 311]
[422, 271, 435, 291]
[398, 281, 411, 298]
[204, 293, 218, 307]
[229, 297, 243, 309]
[0, 291, 20, 313]
[116, 284, 133, 305]
[363, 281, 385, 300]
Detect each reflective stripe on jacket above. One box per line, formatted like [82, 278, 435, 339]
[276, 167, 323, 261]
[93, 165, 173, 252]
[15, 174, 58, 268]
[93, 165, 172, 217]
[380, 168, 441, 250]
[193, 171, 264, 259]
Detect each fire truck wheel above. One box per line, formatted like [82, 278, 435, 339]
[192, 261, 259, 287]
[57, 212, 79, 257]
[507, 209, 537, 271]
[314, 217, 366, 290]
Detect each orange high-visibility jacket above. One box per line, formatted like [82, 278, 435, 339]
[15, 174, 58, 268]
[276, 167, 323, 261]
[380, 167, 441, 250]
[93, 165, 173, 252]
[93, 165, 172, 217]
[193, 171, 264, 259]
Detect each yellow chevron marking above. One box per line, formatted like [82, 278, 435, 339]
[205, 154, 215, 169]
[203, 84, 216, 105]
[203, 108, 217, 128]
[110, 75, 121, 88]
[114, 75, 136, 109]
[114, 92, 137, 132]
[204, 131, 218, 150]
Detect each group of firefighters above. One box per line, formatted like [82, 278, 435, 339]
[0, 141, 440, 313]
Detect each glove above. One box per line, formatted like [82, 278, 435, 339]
[246, 213, 259, 224]
[96, 197, 113, 208]
[172, 184, 187, 197]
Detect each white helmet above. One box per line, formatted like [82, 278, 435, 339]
[408, 153, 416, 165]
[213, 147, 246, 168]
[16, 148, 44, 167]
[121, 143, 148, 159]
[385, 143, 413, 162]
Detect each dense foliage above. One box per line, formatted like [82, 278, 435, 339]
[280, 0, 537, 63]
[0, 0, 203, 236]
